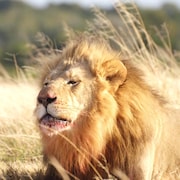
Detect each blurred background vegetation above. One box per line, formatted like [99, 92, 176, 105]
[0, 0, 180, 74]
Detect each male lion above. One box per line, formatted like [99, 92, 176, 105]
[35, 36, 180, 179]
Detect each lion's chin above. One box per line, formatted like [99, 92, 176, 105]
[39, 114, 72, 136]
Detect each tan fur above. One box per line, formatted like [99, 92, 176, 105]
[36, 36, 180, 179]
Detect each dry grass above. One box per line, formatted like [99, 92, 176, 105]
[0, 81, 39, 158]
[0, 2, 180, 179]
[0, 73, 45, 179]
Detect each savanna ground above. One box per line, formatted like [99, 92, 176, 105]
[0, 2, 180, 180]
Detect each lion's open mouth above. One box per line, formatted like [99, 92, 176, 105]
[39, 114, 72, 135]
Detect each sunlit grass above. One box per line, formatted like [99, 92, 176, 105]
[0, 76, 44, 179]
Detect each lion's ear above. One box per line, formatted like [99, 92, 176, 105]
[101, 60, 127, 91]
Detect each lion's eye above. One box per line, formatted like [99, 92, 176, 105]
[67, 80, 79, 86]
[43, 82, 49, 87]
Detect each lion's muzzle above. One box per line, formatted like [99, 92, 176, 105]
[37, 86, 57, 107]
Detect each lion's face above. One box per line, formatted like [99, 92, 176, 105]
[36, 61, 95, 136]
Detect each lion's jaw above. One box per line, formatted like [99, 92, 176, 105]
[36, 104, 78, 136]
[35, 62, 94, 136]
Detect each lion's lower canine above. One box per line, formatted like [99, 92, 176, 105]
[35, 36, 180, 179]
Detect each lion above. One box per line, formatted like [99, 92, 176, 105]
[35, 36, 180, 179]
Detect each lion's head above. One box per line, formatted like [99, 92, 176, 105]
[36, 37, 127, 133]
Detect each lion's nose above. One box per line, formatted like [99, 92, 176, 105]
[37, 88, 57, 107]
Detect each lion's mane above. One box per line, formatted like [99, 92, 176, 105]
[37, 36, 180, 180]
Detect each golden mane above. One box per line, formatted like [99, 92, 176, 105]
[36, 36, 180, 179]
